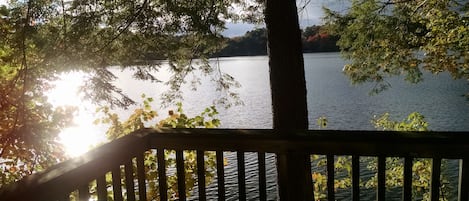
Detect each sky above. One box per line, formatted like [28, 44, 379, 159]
[297, 0, 349, 24]
[223, 0, 350, 37]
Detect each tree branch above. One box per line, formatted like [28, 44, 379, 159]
[94, 0, 149, 54]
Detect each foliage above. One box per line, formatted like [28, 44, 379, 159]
[311, 154, 353, 200]
[313, 113, 449, 200]
[0, 0, 261, 186]
[316, 116, 328, 129]
[369, 112, 449, 200]
[372, 112, 429, 131]
[0, 3, 77, 186]
[95, 95, 220, 200]
[158, 103, 220, 129]
[301, 25, 340, 53]
[323, 0, 469, 93]
[321, 1, 465, 198]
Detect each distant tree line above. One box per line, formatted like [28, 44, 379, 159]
[301, 25, 340, 53]
[213, 25, 339, 57]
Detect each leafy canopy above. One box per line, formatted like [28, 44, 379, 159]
[0, 0, 262, 186]
[323, 0, 469, 93]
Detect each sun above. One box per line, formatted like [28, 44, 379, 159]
[47, 71, 106, 157]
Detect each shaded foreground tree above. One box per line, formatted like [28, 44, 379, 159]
[323, 0, 469, 93]
[0, 0, 263, 186]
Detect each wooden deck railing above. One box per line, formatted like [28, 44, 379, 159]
[1, 128, 469, 201]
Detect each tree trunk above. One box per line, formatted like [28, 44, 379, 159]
[265, 0, 308, 130]
[265, 0, 312, 200]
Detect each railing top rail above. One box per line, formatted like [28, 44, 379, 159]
[1, 128, 468, 201]
[145, 128, 469, 157]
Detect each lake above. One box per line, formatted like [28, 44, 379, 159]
[50, 52, 469, 200]
[107, 52, 469, 131]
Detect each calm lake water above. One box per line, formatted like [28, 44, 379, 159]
[53, 52, 468, 200]
[114, 52, 469, 131]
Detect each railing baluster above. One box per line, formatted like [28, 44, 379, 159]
[258, 152, 267, 201]
[136, 153, 147, 201]
[112, 166, 123, 201]
[197, 150, 207, 201]
[326, 155, 335, 201]
[237, 152, 246, 201]
[352, 155, 360, 201]
[377, 157, 386, 201]
[78, 184, 90, 201]
[157, 148, 168, 201]
[459, 158, 469, 201]
[176, 150, 186, 201]
[97, 175, 108, 201]
[403, 157, 413, 201]
[430, 158, 441, 201]
[216, 151, 225, 201]
[125, 159, 136, 201]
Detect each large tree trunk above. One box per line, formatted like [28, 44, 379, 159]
[265, 1, 308, 130]
[265, 0, 313, 200]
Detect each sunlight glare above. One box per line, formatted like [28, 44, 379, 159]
[59, 125, 100, 157]
[47, 71, 106, 157]
[47, 71, 86, 106]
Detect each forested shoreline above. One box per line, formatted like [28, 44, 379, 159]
[213, 25, 339, 57]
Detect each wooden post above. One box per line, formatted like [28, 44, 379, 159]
[265, 0, 312, 200]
